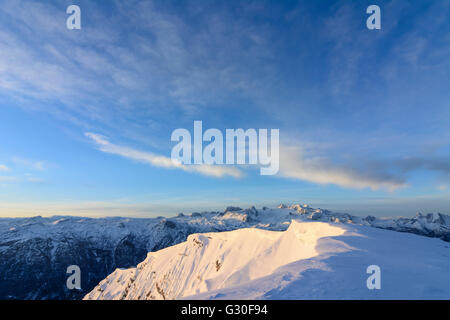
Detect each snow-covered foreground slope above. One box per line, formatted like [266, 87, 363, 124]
[1, 203, 449, 299]
[85, 220, 450, 300]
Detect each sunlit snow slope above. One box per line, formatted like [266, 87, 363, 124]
[85, 220, 450, 300]
[3, 204, 448, 299]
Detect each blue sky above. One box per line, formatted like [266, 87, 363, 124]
[0, 0, 449, 217]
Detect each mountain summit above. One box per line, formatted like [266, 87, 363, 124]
[1, 204, 449, 299]
[85, 219, 450, 300]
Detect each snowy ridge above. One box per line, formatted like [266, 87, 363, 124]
[281, 204, 450, 241]
[1, 204, 449, 246]
[85, 219, 450, 300]
[1, 203, 449, 299]
[84, 221, 347, 300]
[0, 213, 247, 299]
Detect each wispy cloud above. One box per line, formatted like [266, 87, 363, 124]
[24, 173, 45, 184]
[0, 176, 17, 182]
[279, 145, 406, 191]
[0, 164, 9, 172]
[85, 132, 242, 178]
[0, 0, 275, 132]
[11, 157, 46, 171]
[279, 143, 450, 191]
[395, 157, 450, 177]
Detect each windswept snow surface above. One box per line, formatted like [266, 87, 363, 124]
[1, 204, 450, 299]
[85, 220, 450, 300]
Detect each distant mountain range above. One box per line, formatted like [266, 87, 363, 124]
[1, 204, 449, 299]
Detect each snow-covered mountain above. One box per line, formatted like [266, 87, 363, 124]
[0, 212, 235, 299]
[1, 204, 449, 299]
[85, 219, 450, 300]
